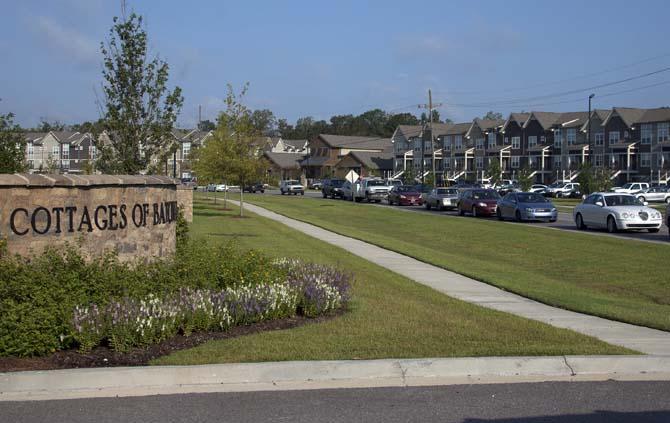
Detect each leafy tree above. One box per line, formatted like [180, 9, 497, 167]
[402, 167, 415, 184]
[96, 12, 183, 174]
[38, 119, 64, 132]
[197, 120, 216, 131]
[193, 84, 266, 217]
[0, 113, 27, 173]
[277, 118, 294, 138]
[70, 119, 106, 134]
[482, 111, 504, 120]
[577, 162, 612, 194]
[250, 109, 277, 136]
[486, 159, 502, 186]
[518, 166, 533, 191]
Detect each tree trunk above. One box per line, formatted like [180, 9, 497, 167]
[240, 185, 244, 217]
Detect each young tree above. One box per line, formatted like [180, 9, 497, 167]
[482, 111, 504, 120]
[402, 167, 415, 184]
[518, 166, 533, 191]
[193, 84, 266, 217]
[486, 159, 502, 187]
[197, 120, 216, 131]
[97, 12, 183, 174]
[0, 113, 27, 173]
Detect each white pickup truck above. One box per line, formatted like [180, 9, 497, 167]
[279, 180, 304, 195]
[614, 182, 649, 195]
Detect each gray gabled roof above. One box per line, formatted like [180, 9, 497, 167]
[263, 151, 305, 169]
[637, 107, 670, 124]
[317, 134, 392, 151]
[394, 125, 423, 139]
[524, 112, 562, 130]
[602, 107, 647, 128]
[24, 132, 47, 145]
[346, 151, 394, 170]
[281, 139, 309, 150]
[436, 122, 471, 136]
[558, 111, 589, 128]
[502, 113, 530, 131]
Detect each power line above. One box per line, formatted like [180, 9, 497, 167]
[439, 65, 670, 108]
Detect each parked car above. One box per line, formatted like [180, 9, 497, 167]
[387, 185, 423, 206]
[243, 182, 265, 193]
[529, 184, 548, 194]
[321, 178, 346, 199]
[492, 179, 517, 190]
[497, 183, 521, 197]
[546, 182, 580, 198]
[613, 182, 649, 195]
[573, 193, 663, 233]
[636, 186, 670, 203]
[384, 178, 403, 188]
[458, 189, 501, 217]
[279, 179, 304, 195]
[215, 184, 229, 192]
[497, 192, 557, 222]
[206, 184, 217, 192]
[424, 187, 460, 211]
[360, 178, 392, 202]
[308, 179, 323, 190]
[667, 202, 670, 238]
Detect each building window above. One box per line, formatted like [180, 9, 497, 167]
[540, 136, 546, 144]
[609, 131, 620, 144]
[641, 153, 651, 168]
[528, 136, 537, 148]
[443, 136, 451, 151]
[27, 143, 34, 160]
[504, 137, 509, 144]
[566, 128, 576, 145]
[454, 135, 462, 150]
[595, 154, 603, 167]
[528, 156, 535, 168]
[51, 145, 60, 158]
[658, 122, 670, 143]
[553, 156, 562, 168]
[90, 145, 96, 160]
[487, 132, 496, 149]
[511, 136, 520, 149]
[61, 143, 70, 160]
[595, 132, 604, 146]
[554, 129, 562, 148]
[182, 142, 191, 159]
[444, 159, 451, 169]
[511, 156, 520, 168]
[476, 138, 484, 150]
[641, 124, 653, 144]
[476, 157, 484, 169]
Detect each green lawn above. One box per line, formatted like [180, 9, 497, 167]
[232, 193, 670, 332]
[152, 197, 629, 365]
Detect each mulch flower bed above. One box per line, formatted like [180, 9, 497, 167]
[0, 311, 341, 373]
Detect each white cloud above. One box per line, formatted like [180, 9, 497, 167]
[32, 15, 99, 66]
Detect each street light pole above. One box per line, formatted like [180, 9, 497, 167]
[588, 93, 595, 165]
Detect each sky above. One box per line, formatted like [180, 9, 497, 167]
[2, 0, 670, 128]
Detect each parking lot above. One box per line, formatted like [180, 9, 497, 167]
[262, 188, 670, 244]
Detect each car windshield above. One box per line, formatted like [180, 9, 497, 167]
[472, 190, 500, 200]
[397, 186, 417, 192]
[437, 188, 458, 195]
[548, 182, 563, 188]
[331, 180, 344, 187]
[517, 193, 547, 203]
[621, 183, 634, 189]
[386, 180, 402, 186]
[604, 195, 642, 206]
[367, 180, 386, 186]
[286, 180, 299, 185]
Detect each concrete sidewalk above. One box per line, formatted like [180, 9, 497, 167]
[2, 356, 670, 401]
[236, 201, 670, 356]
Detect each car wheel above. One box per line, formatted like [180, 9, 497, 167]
[515, 210, 522, 222]
[556, 192, 562, 198]
[638, 196, 646, 203]
[665, 197, 670, 204]
[576, 213, 586, 230]
[607, 216, 618, 233]
[281, 190, 285, 195]
[261, 190, 264, 193]
[426, 202, 431, 210]
[300, 192, 304, 196]
[648, 228, 660, 233]
[496, 208, 503, 221]
[472, 206, 477, 217]
[322, 192, 327, 198]
[458, 206, 465, 216]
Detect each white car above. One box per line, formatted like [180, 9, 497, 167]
[215, 184, 228, 192]
[279, 180, 304, 195]
[529, 184, 548, 194]
[636, 186, 670, 204]
[546, 182, 580, 198]
[573, 193, 663, 233]
[613, 182, 649, 195]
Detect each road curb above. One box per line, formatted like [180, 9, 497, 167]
[2, 356, 670, 401]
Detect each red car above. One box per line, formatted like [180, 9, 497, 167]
[458, 189, 500, 217]
[388, 185, 423, 206]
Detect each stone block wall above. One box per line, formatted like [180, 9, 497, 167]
[176, 185, 194, 222]
[0, 174, 178, 262]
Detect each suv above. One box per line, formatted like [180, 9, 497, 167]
[547, 182, 580, 198]
[636, 186, 670, 203]
[243, 182, 265, 193]
[360, 178, 392, 202]
[279, 180, 304, 195]
[322, 178, 346, 198]
[614, 182, 649, 195]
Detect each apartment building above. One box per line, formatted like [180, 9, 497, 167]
[301, 134, 392, 179]
[24, 131, 96, 173]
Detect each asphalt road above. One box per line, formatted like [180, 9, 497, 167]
[264, 189, 670, 244]
[3, 381, 669, 423]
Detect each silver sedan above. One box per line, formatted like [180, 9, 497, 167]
[424, 187, 460, 211]
[574, 193, 663, 233]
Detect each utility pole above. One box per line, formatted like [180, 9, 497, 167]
[588, 94, 595, 165]
[418, 89, 442, 185]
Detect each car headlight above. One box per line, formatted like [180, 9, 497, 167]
[478, 202, 487, 207]
[551, 208, 557, 212]
[525, 208, 534, 214]
[400, 195, 406, 199]
[620, 212, 634, 219]
[652, 212, 662, 219]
